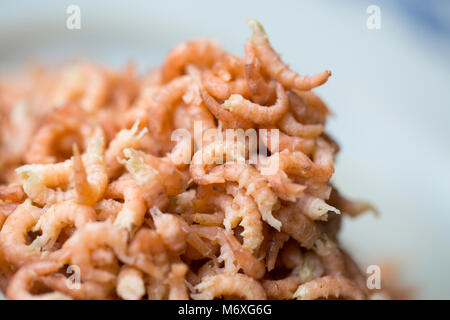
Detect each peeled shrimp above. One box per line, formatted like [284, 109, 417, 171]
[0, 183, 25, 203]
[222, 82, 289, 125]
[260, 127, 315, 155]
[247, 19, 331, 91]
[57, 222, 130, 283]
[192, 273, 266, 300]
[202, 70, 249, 100]
[293, 275, 365, 300]
[29, 200, 96, 252]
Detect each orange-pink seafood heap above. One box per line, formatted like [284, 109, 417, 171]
[0, 20, 381, 300]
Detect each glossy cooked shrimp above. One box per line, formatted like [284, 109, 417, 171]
[293, 275, 365, 300]
[244, 40, 275, 105]
[222, 82, 289, 125]
[116, 266, 146, 300]
[247, 19, 331, 91]
[202, 70, 249, 100]
[105, 120, 148, 178]
[0, 199, 42, 266]
[106, 175, 146, 234]
[29, 200, 96, 252]
[192, 273, 266, 300]
[94, 199, 123, 221]
[6, 260, 70, 300]
[161, 38, 224, 82]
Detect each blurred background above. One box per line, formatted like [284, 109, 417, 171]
[0, 0, 449, 299]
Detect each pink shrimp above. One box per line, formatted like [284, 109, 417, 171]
[274, 203, 320, 249]
[168, 263, 189, 300]
[116, 266, 146, 300]
[0, 199, 42, 266]
[161, 39, 224, 82]
[247, 19, 331, 91]
[293, 89, 330, 118]
[288, 90, 328, 124]
[293, 275, 365, 300]
[200, 88, 253, 129]
[94, 199, 123, 221]
[278, 111, 324, 138]
[259, 127, 315, 155]
[329, 188, 378, 217]
[57, 222, 130, 283]
[192, 273, 266, 300]
[29, 200, 96, 252]
[266, 231, 290, 271]
[295, 194, 340, 221]
[314, 236, 347, 276]
[262, 276, 301, 300]
[202, 70, 249, 100]
[222, 82, 289, 125]
[244, 40, 275, 105]
[105, 120, 148, 178]
[209, 163, 281, 230]
[150, 207, 187, 255]
[6, 260, 71, 300]
[225, 183, 263, 253]
[0, 183, 25, 203]
[105, 175, 146, 234]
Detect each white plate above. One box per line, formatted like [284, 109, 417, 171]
[1, 0, 449, 299]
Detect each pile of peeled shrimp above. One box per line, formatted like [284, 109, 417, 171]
[0, 20, 383, 300]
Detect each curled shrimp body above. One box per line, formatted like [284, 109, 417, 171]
[296, 194, 340, 221]
[225, 184, 263, 253]
[58, 222, 130, 283]
[293, 275, 365, 300]
[244, 40, 275, 105]
[266, 231, 289, 271]
[222, 82, 289, 125]
[275, 203, 320, 249]
[202, 70, 249, 101]
[314, 236, 347, 276]
[200, 88, 253, 129]
[278, 111, 324, 138]
[192, 273, 266, 300]
[260, 127, 315, 155]
[293, 89, 330, 118]
[6, 260, 70, 300]
[247, 19, 331, 91]
[148, 76, 191, 144]
[94, 199, 123, 221]
[105, 120, 148, 178]
[120, 149, 169, 208]
[0, 200, 42, 266]
[123, 148, 188, 196]
[0, 183, 25, 203]
[161, 39, 224, 82]
[106, 175, 146, 234]
[210, 163, 281, 231]
[150, 207, 187, 255]
[29, 201, 96, 252]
